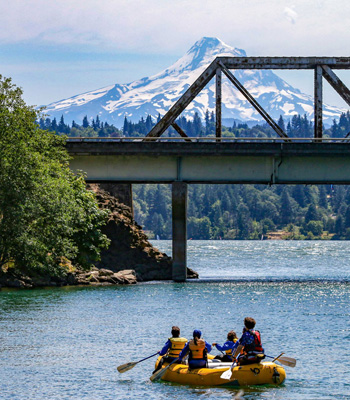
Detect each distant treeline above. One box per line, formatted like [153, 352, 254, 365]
[133, 183, 350, 240]
[40, 110, 350, 139]
[38, 115, 122, 137]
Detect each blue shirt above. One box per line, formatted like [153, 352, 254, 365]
[159, 339, 171, 356]
[215, 340, 236, 353]
[231, 330, 256, 354]
[179, 340, 212, 360]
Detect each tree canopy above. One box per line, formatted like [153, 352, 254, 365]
[0, 75, 109, 277]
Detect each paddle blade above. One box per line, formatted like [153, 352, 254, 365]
[277, 356, 297, 368]
[220, 368, 232, 380]
[117, 362, 137, 373]
[150, 363, 172, 382]
[233, 390, 244, 400]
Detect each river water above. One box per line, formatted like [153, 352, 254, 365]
[0, 240, 350, 400]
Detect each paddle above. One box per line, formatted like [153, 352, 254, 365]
[265, 354, 297, 368]
[220, 364, 236, 380]
[233, 390, 244, 400]
[150, 358, 178, 382]
[220, 344, 243, 380]
[117, 352, 159, 373]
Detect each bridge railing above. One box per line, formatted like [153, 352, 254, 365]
[66, 136, 350, 143]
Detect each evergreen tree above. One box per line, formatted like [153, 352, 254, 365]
[331, 119, 339, 138]
[236, 203, 251, 238]
[95, 115, 101, 129]
[305, 203, 319, 223]
[58, 115, 67, 134]
[82, 115, 89, 128]
[319, 186, 328, 209]
[193, 112, 203, 136]
[123, 116, 128, 136]
[205, 110, 210, 136]
[292, 185, 306, 208]
[281, 189, 293, 224]
[277, 115, 285, 132]
[145, 115, 153, 133]
[335, 215, 344, 235]
[51, 117, 58, 131]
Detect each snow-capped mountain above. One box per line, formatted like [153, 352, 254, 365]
[44, 37, 345, 126]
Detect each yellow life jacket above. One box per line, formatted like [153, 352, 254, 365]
[225, 338, 238, 356]
[189, 339, 206, 359]
[167, 337, 187, 358]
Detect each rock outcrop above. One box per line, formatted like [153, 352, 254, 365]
[89, 184, 198, 281]
[0, 268, 137, 289]
[0, 185, 198, 289]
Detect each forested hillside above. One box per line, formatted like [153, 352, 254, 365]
[133, 183, 350, 240]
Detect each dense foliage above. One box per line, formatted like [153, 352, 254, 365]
[133, 183, 350, 240]
[0, 76, 110, 277]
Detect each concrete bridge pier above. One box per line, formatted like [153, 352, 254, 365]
[172, 182, 188, 282]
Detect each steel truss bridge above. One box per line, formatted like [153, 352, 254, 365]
[66, 56, 350, 281]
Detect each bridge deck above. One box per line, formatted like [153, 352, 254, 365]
[66, 139, 350, 185]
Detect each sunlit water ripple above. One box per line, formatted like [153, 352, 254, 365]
[0, 240, 350, 399]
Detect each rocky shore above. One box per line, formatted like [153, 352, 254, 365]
[0, 185, 198, 289]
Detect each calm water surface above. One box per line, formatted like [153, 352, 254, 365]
[1, 241, 350, 399]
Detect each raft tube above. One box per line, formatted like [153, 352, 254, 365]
[153, 357, 286, 387]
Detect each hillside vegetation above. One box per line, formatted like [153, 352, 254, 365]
[133, 183, 350, 240]
[0, 76, 110, 280]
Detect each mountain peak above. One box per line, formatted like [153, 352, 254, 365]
[164, 37, 246, 75]
[45, 37, 345, 126]
[191, 36, 224, 49]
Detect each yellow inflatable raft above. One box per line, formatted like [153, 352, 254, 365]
[153, 357, 286, 387]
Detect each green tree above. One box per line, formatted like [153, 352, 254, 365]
[188, 216, 212, 239]
[305, 203, 319, 223]
[277, 115, 285, 132]
[236, 203, 252, 239]
[280, 189, 293, 225]
[319, 186, 328, 209]
[0, 75, 109, 276]
[82, 115, 89, 128]
[305, 221, 323, 236]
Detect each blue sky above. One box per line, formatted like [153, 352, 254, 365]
[1, 0, 350, 109]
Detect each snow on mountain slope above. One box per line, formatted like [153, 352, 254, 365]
[44, 37, 346, 127]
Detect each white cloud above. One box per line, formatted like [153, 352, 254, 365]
[0, 0, 350, 55]
[284, 6, 298, 24]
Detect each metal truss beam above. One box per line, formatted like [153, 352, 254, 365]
[146, 60, 217, 138]
[219, 56, 350, 69]
[172, 122, 192, 142]
[322, 65, 350, 107]
[218, 61, 288, 140]
[145, 56, 350, 140]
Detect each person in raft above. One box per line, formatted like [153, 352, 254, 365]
[178, 329, 212, 369]
[154, 326, 187, 372]
[231, 317, 265, 365]
[212, 330, 238, 362]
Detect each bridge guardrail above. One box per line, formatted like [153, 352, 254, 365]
[66, 136, 350, 143]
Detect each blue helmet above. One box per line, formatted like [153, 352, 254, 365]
[193, 329, 202, 338]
